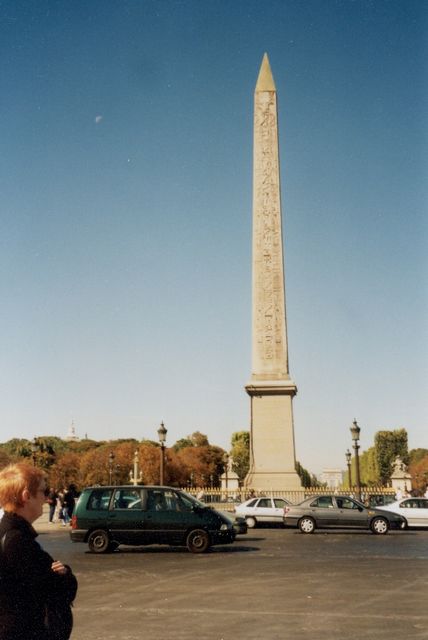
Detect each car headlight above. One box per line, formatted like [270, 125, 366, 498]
[220, 523, 232, 531]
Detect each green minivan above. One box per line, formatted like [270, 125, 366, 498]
[70, 485, 236, 553]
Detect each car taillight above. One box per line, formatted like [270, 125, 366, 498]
[71, 515, 77, 529]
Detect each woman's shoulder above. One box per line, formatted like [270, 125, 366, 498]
[0, 516, 36, 554]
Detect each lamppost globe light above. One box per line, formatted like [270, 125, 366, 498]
[108, 451, 115, 485]
[345, 448, 352, 488]
[30, 437, 39, 454]
[349, 420, 361, 500]
[157, 421, 167, 443]
[30, 437, 39, 466]
[350, 419, 361, 442]
[157, 422, 167, 485]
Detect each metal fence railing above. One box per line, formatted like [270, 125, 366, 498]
[181, 486, 396, 511]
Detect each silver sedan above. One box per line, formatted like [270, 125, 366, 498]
[377, 497, 428, 528]
[235, 496, 291, 528]
[284, 494, 406, 534]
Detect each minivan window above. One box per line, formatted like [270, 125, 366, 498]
[87, 489, 113, 511]
[147, 489, 183, 511]
[113, 489, 141, 509]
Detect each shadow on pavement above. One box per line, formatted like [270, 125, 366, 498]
[288, 529, 412, 536]
[84, 544, 260, 555]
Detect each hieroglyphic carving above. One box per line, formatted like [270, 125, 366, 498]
[252, 89, 288, 378]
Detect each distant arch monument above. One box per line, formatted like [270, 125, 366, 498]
[244, 54, 302, 491]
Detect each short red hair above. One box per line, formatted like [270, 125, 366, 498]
[0, 463, 46, 511]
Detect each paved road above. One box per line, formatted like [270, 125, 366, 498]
[35, 514, 428, 640]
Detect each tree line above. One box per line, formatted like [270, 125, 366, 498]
[1, 427, 424, 492]
[345, 428, 428, 492]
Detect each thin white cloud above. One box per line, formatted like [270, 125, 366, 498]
[95, 115, 103, 124]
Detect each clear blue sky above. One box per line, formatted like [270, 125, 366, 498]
[1, 1, 427, 474]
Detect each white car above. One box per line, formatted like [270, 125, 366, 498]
[377, 497, 428, 528]
[235, 496, 291, 528]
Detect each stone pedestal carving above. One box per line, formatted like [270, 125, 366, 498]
[390, 456, 412, 494]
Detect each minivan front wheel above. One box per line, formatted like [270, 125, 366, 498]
[186, 529, 210, 553]
[88, 529, 111, 553]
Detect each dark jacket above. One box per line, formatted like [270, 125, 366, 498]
[0, 512, 78, 640]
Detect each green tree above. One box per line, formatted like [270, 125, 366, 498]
[172, 431, 209, 451]
[358, 447, 379, 485]
[190, 431, 209, 447]
[172, 437, 194, 452]
[295, 461, 312, 488]
[230, 431, 250, 483]
[375, 429, 408, 485]
[0, 439, 32, 460]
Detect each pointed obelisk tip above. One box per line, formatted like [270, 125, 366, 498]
[255, 52, 276, 92]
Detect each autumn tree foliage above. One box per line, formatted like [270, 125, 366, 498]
[408, 452, 428, 493]
[177, 445, 225, 487]
[0, 449, 12, 469]
[49, 452, 82, 490]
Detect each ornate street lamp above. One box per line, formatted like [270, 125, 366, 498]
[30, 437, 40, 466]
[345, 449, 352, 488]
[108, 451, 115, 485]
[129, 449, 143, 486]
[223, 453, 229, 490]
[157, 421, 167, 485]
[350, 420, 361, 500]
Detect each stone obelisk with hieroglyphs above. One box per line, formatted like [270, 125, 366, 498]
[245, 54, 302, 491]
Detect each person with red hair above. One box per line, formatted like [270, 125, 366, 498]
[0, 463, 78, 639]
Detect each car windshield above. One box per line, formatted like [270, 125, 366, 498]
[351, 499, 367, 509]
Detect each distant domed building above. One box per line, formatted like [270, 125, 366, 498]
[65, 420, 80, 442]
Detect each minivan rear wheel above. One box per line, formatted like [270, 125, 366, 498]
[186, 529, 210, 553]
[88, 529, 110, 553]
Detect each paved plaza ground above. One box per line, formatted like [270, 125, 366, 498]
[36, 508, 428, 640]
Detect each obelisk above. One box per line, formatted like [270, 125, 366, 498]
[245, 54, 302, 491]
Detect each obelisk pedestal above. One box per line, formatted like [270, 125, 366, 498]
[244, 54, 302, 491]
